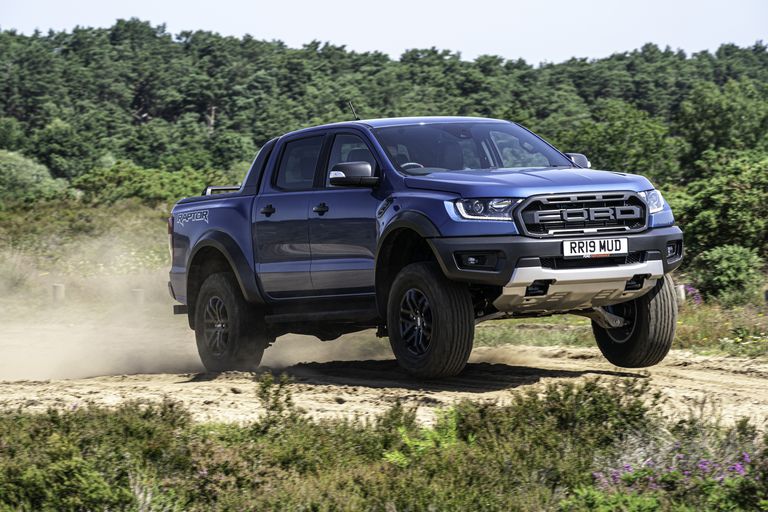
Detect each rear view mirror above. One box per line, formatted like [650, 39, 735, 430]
[565, 153, 591, 168]
[329, 161, 380, 187]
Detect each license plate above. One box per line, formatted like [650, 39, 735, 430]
[562, 238, 628, 259]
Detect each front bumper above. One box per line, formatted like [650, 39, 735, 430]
[428, 226, 683, 313]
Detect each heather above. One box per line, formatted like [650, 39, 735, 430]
[0, 376, 765, 511]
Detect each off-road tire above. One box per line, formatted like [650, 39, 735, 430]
[592, 274, 677, 368]
[194, 272, 272, 372]
[387, 262, 474, 378]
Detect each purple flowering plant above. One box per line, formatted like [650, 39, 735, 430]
[592, 450, 757, 495]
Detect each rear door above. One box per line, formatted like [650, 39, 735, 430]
[253, 134, 325, 298]
[309, 131, 382, 295]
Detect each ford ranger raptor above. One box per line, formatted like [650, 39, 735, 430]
[168, 117, 683, 378]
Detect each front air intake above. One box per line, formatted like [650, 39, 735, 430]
[515, 191, 648, 238]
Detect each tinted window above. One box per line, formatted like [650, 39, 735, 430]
[372, 122, 572, 175]
[275, 136, 324, 190]
[490, 130, 552, 168]
[326, 134, 376, 184]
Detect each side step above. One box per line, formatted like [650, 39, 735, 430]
[265, 308, 378, 324]
[263, 296, 379, 325]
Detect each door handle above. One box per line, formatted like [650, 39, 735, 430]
[312, 202, 329, 215]
[260, 204, 276, 216]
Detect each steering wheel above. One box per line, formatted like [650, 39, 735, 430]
[400, 162, 424, 170]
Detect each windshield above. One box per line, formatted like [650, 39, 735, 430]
[372, 122, 573, 175]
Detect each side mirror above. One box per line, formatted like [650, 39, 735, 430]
[565, 153, 591, 168]
[329, 161, 380, 187]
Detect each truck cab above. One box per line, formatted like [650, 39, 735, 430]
[169, 117, 683, 378]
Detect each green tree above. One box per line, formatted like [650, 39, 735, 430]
[680, 149, 768, 257]
[0, 117, 26, 151]
[30, 119, 102, 178]
[675, 79, 768, 170]
[553, 99, 685, 183]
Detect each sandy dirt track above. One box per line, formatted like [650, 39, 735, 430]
[1, 318, 767, 426]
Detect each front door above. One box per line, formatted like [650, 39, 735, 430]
[254, 134, 324, 298]
[309, 132, 381, 295]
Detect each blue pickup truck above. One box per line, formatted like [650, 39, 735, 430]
[169, 116, 683, 378]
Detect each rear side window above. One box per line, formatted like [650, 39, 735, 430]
[275, 136, 324, 190]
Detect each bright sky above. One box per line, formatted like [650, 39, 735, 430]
[2, 0, 766, 64]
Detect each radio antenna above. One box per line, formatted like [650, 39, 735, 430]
[347, 100, 360, 121]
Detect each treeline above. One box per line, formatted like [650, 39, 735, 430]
[0, 19, 767, 302]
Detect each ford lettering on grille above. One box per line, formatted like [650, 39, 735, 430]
[533, 206, 642, 224]
[515, 192, 648, 238]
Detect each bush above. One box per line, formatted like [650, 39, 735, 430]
[0, 150, 68, 205]
[680, 149, 768, 257]
[689, 245, 765, 306]
[73, 161, 229, 206]
[0, 377, 765, 510]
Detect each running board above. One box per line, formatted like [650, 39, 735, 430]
[265, 308, 378, 324]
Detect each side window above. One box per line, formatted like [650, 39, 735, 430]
[326, 134, 377, 184]
[490, 130, 550, 168]
[275, 136, 324, 190]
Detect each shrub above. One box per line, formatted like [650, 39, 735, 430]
[0, 378, 765, 510]
[0, 150, 68, 204]
[680, 149, 768, 257]
[689, 245, 765, 306]
[73, 161, 229, 206]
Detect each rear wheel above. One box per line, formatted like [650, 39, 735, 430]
[387, 262, 474, 378]
[592, 275, 677, 367]
[194, 272, 273, 372]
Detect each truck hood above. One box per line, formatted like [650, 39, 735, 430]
[403, 167, 654, 197]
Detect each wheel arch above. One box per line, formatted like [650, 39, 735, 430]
[375, 212, 442, 319]
[186, 232, 264, 328]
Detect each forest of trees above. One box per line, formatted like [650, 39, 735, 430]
[0, 19, 767, 302]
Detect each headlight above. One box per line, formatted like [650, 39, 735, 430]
[639, 189, 665, 214]
[455, 198, 521, 220]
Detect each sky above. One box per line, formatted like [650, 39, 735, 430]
[1, 0, 766, 64]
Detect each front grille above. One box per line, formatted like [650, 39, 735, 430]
[516, 192, 647, 238]
[540, 251, 646, 270]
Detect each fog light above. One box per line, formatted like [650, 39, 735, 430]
[666, 241, 682, 260]
[456, 252, 500, 271]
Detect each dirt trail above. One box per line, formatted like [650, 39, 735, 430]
[1, 318, 766, 426]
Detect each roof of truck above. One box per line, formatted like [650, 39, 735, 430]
[285, 116, 510, 136]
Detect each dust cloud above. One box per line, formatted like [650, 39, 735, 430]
[0, 254, 391, 380]
[0, 234, 521, 381]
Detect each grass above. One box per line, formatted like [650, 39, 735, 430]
[0, 376, 765, 511]
[473, 303, 768, 359]
[475, 314, 594, 348]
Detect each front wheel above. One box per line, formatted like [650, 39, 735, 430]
[592, 275, 677, 368]
[194, 272, 273, 372]
[387, 262, 475, 378]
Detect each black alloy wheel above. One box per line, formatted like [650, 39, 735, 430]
[203, 295, 230, 357]
[399, 288, 434, 356]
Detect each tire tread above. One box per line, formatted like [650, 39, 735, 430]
[593, 275, 677, 368]
[387, 262, 474, 378]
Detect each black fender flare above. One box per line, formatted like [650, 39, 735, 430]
[374, 211, 441, 317]
[377, 211, 440, 250]
[188, 230, 265, 305]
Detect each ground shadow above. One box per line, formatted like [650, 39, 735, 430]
[217, 359, 645, 393]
